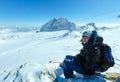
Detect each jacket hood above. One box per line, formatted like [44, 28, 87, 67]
[95, 36, 103, 45]
[82, 36, 103, 46]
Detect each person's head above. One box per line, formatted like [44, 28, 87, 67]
[81, 31, 92, 44]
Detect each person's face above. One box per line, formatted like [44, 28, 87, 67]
[82, 36, 89, 44]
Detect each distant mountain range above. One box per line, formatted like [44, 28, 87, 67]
[0, 18, 120, 32]
[40, 18, 115, 32]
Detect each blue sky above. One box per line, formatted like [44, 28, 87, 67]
[0, 0, 120, 25]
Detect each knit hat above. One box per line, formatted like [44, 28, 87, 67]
[82, 31, 92, 38]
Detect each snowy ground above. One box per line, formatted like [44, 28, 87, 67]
[0, 27, 120, 82]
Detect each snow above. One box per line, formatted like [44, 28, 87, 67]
[0, 63, 57, 82]
[0, 25, 120, 82]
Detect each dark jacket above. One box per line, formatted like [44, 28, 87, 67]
[74, 36, 103, 75]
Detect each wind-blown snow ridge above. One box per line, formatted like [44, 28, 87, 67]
[0, 62, 107, 82]
[0, 62, 57, 82]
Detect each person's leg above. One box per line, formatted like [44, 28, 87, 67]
[63, 60, 74, 78]
[62, 55, 74, 78]
[63, 55, 83, 78]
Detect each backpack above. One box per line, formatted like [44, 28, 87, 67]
[96, 43, 115, 72]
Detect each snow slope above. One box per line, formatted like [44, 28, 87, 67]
[0, 26, 120, 82]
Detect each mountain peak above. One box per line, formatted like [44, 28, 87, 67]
[40, 18, 76, 32]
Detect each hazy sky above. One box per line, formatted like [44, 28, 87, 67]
[0, 0, 120, 25]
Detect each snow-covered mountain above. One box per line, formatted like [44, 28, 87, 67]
[76, 23, 97, 32]
[40, 18, 76, 32]
[0, 24, 120, 82]
[76, 23, 120, 33]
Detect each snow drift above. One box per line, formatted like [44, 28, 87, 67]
[0, 62, 106, 82]
[0, 62, 57, 82]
